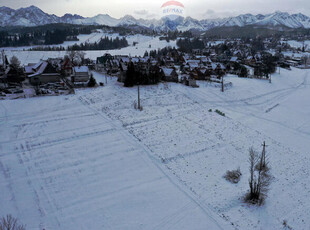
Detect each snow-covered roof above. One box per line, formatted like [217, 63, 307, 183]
[161, 67, 174, 76]
[131, 57, 139, 63]
[201, 57, 212, 63]
[186, 60, 200, 64]
[187, 62, 199, 68]
[230, 57, 238, 62]
[32, 61, 44, 71]
[73, 66, 89, 73]
[24, 65, 35, 74]
[28, 61, 48, 77]
[120, 57, 130, 63]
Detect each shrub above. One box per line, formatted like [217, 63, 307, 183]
[282, 220, 293, 230]
[224, 167, 242, 183]
[215, 109, 225, 116]
[0, 214, 25, 230]
[88, 75, 97, 87]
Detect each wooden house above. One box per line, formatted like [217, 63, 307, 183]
[28, 61, 60, 85]
[160, 67, 178, 82]
[72, 66, 90, 83]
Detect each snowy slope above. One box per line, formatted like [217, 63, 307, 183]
[1, 67, 310, 229]
[0, 89, 230, 230]
[3, 33, 177, 65]
[88, 69, 310, 230]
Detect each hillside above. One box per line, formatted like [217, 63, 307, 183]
[1, 67, 310, 229]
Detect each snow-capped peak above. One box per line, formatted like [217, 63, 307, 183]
[0, 6, 310, 31]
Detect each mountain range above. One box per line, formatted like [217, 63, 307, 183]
[1, 5, 310, 31]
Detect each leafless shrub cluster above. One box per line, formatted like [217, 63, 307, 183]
[224, 167, 242, 184]
[0, 215, 25, 230]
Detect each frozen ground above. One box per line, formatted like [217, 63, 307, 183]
[285, 40, 310, 51]
[1, 67, 310, 229]
[0, 91, 230, 230]
[2, 32, 176, 65]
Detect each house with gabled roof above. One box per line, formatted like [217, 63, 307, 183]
[160, 67, 178, 82]
[28, 61, 60, 85]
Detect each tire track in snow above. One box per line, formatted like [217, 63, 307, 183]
[77, 94, 232, 230]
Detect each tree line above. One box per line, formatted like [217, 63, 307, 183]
[28, 36, 129, 51]
[67, 36, 128, 51]
[0, 27, 93, 47]
[176, 38, 205, 53]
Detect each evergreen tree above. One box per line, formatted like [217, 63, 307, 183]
[124, 62, 135, 87]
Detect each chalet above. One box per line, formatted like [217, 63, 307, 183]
[160, 67, 178, 82]
[72, 66, 90, 83]
[180, 74, 199, 87]
[28, 61, 60, 85]
[118, 62, 128, 83]
[212, 63, 226, 76]
[196, 68, 211, 80]
[245, 56, 257, 66]
[96, 54, 113, 71]
[61, 58, 73, 76]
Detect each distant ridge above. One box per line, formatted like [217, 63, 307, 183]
[1, 5, 310, 31]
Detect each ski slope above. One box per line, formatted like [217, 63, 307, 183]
[1, 67, 310, 229]
[2, 32, 176, 65]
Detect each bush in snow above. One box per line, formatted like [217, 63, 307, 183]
[282, 220, 293, 230]
[88, 75, 97, 87]
[224, 167, 242, 184]
[0, 214, 25, 230]
[215, 109, 225, 117]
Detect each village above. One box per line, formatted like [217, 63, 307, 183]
[1, 33, 310, 100]
[1, 2, 310, 228]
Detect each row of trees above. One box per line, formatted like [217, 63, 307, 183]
[124, 62, 161, 87]
[29, 37, 129, 51]
[67, 36, 128, 51]
[0, 27, 92, 47]
[176, 38, 205, 53]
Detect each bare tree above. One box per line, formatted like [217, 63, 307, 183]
[248, 147, 258, 197]
[0, 215, 25, 230]
[66, 51, 85, 65]
[246, 145, 271, 205]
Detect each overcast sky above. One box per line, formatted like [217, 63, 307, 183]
[1, 0, 310, 19]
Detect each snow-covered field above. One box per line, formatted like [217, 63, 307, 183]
[285, 40, 310, 51]
[2, 32, 176, 65]
[1, 67, 310, 229]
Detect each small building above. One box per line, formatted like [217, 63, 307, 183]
[28, 61, 60, 85]
[61, 58, 73, 76]
[160, 67, 178, 82]
[72, 66, 90, 83]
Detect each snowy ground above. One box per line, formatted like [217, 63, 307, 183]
[285, 40, 310, 51]
[1, 67, 310, 229]
[2, 32, 176, 65]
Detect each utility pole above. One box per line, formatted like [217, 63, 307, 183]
[261, 141, 267, 168]
[221, 75, 224, 92]
[269, 73, 272, 83]
[137, 83, 141, 110]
